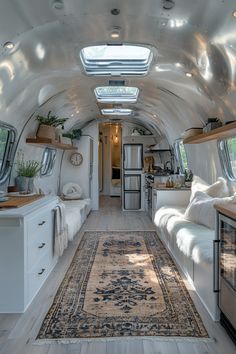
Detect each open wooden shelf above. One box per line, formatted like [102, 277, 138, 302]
[26, 137, 77, 150]
[183, 121, 236, 144]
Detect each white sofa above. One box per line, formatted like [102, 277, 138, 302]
[154, 205, 219, 320]
[62, 198, 91, 241]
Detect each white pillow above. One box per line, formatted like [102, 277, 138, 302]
[190, 176, 229, 201]
[62, 183, 83, 200]
[185, 191, 236, 229]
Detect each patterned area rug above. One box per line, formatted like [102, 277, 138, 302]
[37, 231, 208, 340]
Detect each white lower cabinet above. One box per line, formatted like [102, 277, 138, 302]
[0, 197, 58, 313]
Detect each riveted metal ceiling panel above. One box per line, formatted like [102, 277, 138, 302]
[0, 0, 236, 142]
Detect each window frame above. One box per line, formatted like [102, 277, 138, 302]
[40, 148, 57, 177]
[174, 139, 188, 173]
[0, 122, 16, 185]
[218, 138, 236, 181]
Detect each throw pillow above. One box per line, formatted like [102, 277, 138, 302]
[190, 176, 230, 201]
[185, 191, 236, 229]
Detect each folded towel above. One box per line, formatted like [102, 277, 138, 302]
[53, 203, 68, 256]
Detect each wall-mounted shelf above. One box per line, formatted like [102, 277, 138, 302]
[26, 137, 77, 150]
[183, 121, 236, 144]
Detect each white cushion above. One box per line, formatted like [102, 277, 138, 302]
[190, 176, 229, 201]
[62, 182, 82, 200]
[185, 191, 236, 229]
[154, 206, 214, 263]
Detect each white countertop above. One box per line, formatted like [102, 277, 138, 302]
[0, 196, 59, 218]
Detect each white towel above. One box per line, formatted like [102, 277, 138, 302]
[53, 203, 68, 257]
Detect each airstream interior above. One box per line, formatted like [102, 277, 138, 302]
[1, 1, 236, 353]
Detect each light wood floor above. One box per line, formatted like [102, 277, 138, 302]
[0, 196, 235, 354]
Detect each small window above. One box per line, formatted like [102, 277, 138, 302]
[95, 86, 139, 103]
[101, 108, 133, 116]
[218, 137, 236, 180]
[40, 148, 56, 176]
[80, 44, 153, 75]
[175, 139, 188, 173]
[0, 123, 16, 184]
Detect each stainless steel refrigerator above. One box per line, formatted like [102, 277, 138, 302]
[123, 144, 143, 170]
[123, 144, 143, 210]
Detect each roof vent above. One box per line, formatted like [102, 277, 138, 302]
[95, 86, 139, 103]
[80, 44, 153, 76]
[101, 108, 133, 116]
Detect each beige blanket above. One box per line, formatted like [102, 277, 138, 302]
[53, 203, 68, 257]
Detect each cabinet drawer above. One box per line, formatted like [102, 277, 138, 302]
[27, 208, 53, 238]
[27, 251, 55, 302]
[27, 236, 54, 270]
[27, 208, 54, 268]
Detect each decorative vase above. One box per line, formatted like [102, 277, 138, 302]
[15, 176, 35, 193]
[184, 181, 192, 188]
[55, 128, 63, 142]
[36, 124, 56, 140]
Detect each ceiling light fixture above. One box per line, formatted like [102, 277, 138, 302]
[3, 41, 14, 49]
[162, 0, 175, 10]
[111, 8, 120, 15]
[113, 134, 119, 144]
[52, 0, 64, 10]
[232, 10, 236, 17]
[185, 72, 193, 77]
[110, 27, 121, 39]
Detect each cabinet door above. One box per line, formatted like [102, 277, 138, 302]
[124, 192, 141, 210]
[124, 175, 141, 191]
[219, 215, 236, 289]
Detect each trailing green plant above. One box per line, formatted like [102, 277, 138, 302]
[62, 128, 82, 140]
[36, 111, 68, 128]
[184, 169, 193, 182]
[16, 151, 41, 177]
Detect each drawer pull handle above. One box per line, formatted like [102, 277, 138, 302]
[38, 268, 45, 275]
[38, 221, 46, 226]
[38, 242, 45, 249]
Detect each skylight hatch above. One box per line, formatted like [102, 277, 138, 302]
[95, 86, 139, 103]
[80, 45, 153, 75]
[101, 108, 133, 116]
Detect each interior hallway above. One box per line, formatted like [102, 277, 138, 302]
[0, 197, 235, 354]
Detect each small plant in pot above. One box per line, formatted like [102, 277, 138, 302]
[15, 152, 41, 194]
[62, 129, 82, 145]
[36, 111, 68, 140]
[184, 169, 193, 187]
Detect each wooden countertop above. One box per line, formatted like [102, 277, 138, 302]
[214, 203, 236, 219]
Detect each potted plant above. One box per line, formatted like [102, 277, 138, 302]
[36, 111, 68, 140]
[62, 128, 82, 144]
[15, 152, 41, 193]
[184, 169, 193, 187]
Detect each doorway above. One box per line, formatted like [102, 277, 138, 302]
[99, 123, 122, 199]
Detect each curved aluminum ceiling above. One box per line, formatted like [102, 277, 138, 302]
[0, 0, 236, 142]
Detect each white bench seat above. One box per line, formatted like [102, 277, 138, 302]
[154, 205, 218, 320]
[62, 199, 91, 241]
